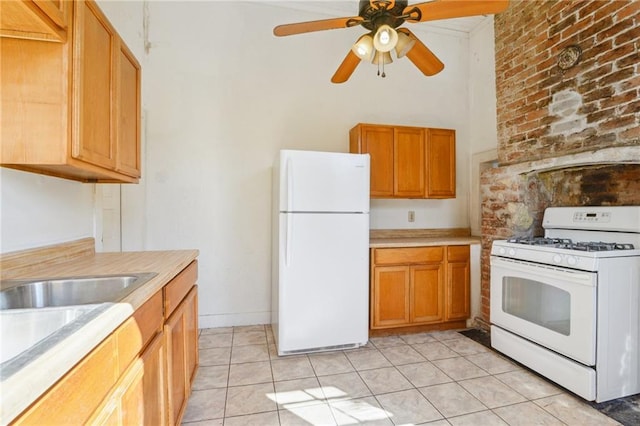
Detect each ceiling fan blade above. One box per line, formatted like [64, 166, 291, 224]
[403, 0, 509, 22]
[331, 50, 361, 84]
[398, 28, 444, 76]
[274, 16, 363, 37]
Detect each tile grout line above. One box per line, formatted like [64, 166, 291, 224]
[191, 329, 626, 426]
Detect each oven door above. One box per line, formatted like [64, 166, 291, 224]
[490, 256, 597, 366]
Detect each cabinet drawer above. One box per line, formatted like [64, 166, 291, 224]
[373, 247, 443, 265]
[164, 260, 198, 319]
[116, 290, 163, 373]
[447, 245, 470, 261]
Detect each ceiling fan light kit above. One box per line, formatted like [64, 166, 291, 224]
[373, 24, 399, 52]
[373, 50, 393, 65]
[273, 0, 510, 83]
[352, 34, 375, 61]
[395, 31, 416, 58]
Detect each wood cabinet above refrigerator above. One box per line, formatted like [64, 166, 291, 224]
[1, 0, 141, 183]
[349, 123, 456, 199]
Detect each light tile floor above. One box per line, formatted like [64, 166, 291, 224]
[182, 326, 621, 425]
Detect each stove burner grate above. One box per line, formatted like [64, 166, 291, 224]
[507, 237, 635, 252]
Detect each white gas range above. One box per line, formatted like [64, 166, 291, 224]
[490, 206, 640, 402]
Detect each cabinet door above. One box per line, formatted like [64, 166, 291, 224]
[360, 125, 394, 197]
[165, 303, 187, 426]
[72, 0, 117, 170]
[141, 332, 168, 426]
[165, 285, 198, 425]
[446, 246, 470, 321]
[394, 127, 425, 197]
[185, 287, 199, 386]
[426, 128, 456, 198]
[411, 264, 444, 324]
[119, 360, 145, 424]
[115, 39, 141, 177]
[372, 266, 410, 328]
[88, 359, 145, 425]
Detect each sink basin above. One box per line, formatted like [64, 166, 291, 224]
[0, 305, 102, 365]
[0, 272, 157, 309]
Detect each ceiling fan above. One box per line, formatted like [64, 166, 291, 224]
[273, 0, 509, 83]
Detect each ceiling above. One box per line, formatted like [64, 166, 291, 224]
[268, 1, 490, 34]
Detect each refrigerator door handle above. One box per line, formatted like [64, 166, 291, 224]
[286, 157, 293, 212]
[285, 214, 292, 266]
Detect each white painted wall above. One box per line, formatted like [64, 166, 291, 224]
[469, 17, 498, 155]
[468, 18, 499, 236]
[1, 1, 496, 329]
[0, 169, 94, 253]
[135, 1, 476, 327]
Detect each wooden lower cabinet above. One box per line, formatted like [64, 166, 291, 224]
[411, 264, 444, 323]
[446, 246, 470, 321]
[11, 262, 199, 426]
[88, 358, 145, 425]
[141, 332, 168, 425]
[372, 266, 410, 327]
[166, 286, 199, 425]
[370, 245, 469, 333]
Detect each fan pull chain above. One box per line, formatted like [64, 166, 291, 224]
[376, 55, 386, 78]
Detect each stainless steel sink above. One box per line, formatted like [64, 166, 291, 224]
[0, 272, 157, 309]
[0, 305, 103, 365]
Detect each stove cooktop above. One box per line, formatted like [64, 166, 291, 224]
[492, 238, 640, 271]
[507, 237, 636, 252]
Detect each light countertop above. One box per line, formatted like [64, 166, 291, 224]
[370, 236, 481, 248]
[1, 249, 199, 424]
[369, 228, 480, 248]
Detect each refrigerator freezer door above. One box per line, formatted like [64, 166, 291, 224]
[279, 150, 370, 213]
[277, 212, 369, 354]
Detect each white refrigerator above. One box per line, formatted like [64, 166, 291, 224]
[272, 149, 370, 355]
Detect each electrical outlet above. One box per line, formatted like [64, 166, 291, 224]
[408, 211, 415, 222]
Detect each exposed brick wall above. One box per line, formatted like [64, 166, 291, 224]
[494, 0, 639, 165]
[478, 0, 640, 328]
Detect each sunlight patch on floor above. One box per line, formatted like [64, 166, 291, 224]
[266, 386, 394, 425]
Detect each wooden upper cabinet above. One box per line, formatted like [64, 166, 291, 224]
[350, 125, 394, 197]
[72, 0, 117, 170]
[0, 0, 68, 42]
[426, 128, 456, 198]
[350, 123, 454, 199]
[116, 40, 141, 177]
[394, 127, 425, 197]
[0, 0, 142, 183]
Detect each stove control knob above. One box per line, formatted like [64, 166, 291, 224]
[567, 256, 578, 266]
[552, 254, 563, 264]
[498, 247, 506, 255]
[508, 248, 516, 256]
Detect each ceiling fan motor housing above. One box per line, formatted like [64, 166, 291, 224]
[359, 0, 409, 31]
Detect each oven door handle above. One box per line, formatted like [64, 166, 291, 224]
[491, 256, 596, 287]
